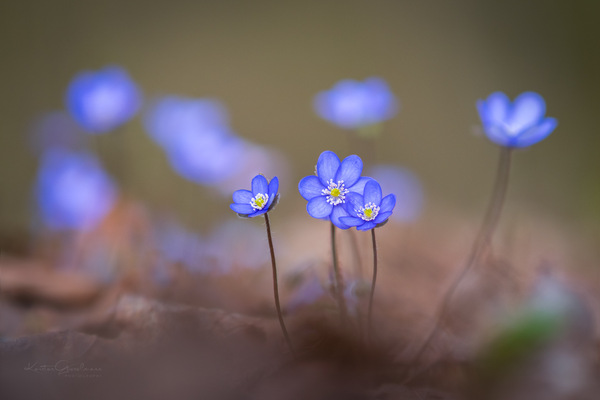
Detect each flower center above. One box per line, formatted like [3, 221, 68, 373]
[357, 202, 380, 221]
[322, 179, 349, 206]
[250, 193, 269, 210]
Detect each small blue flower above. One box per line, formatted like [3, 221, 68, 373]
[35, 149, 117, 231]
[477, 92, 557, 148]
[66, 66, 141, 133]
[230, 175, 279, 218]
[298, 151, 371, 229]
[368, 165, 423, 223]
[314, 77, 398, 129]
[167, 129, 247, 185]
[143, 95, 246, 185]
[144, 96, 229, 148]
[340, 180, 396, 231]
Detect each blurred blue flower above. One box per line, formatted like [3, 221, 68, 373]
[144, 96, 229, 147]
[340, 180, 396, 231]
[477, 92, 557, 148]
[143, 96, 246, 185]
[66, 66, 141, 133]
[35, 150, 117, 231]
[298, 151, 370, 229]
[167, 129, 247, 185]
[314, 77, 398, 129]
[230, 175, 279, 217]
[368, 165, 424, 223]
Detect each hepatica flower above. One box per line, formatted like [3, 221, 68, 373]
[230, 175, 279, 217]
[143, 96, 246, 185]
[229, 175, 294, 354]
[144, 96, 229, 148]
[35, 150, 117, 231]
[368, 165, 423, 223]
[66, 66, 141, 133]
[477, 92, 557, 148]
[298, 151, 370, 229]
[340, 180, 396, 231]
[314, 77, 398, 129]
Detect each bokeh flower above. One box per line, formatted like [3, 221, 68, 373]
[66, 66, 142, 133]
[367, 165, 423, 223]
[144, 96, 246, 185]
[477, 91, 557, 148]
[298, 151, 370, 229]
[230, 175, 279, 217]
[35, 149, 117, 231]
[314, 77, 398, 129]
[144, 96, 229, 148]
[340, 179, 396, 231]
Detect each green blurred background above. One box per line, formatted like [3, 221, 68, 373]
[1, 0, 599, 238]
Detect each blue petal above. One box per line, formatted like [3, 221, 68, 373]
[232, 189, 253, 204]
[230, 203, 254, 214]
[483, 124, 512, 147]
[340, 216, 364, 227]
[514, 117, 557, 148]
[316, 151, 341, 186]
[374, 211, 393, 224]
[507, 92, 546, 135]
[307, 196, 333, 218]
[357, 221, 377, 231]
[247, 208, 268, 218]
[268, 176, 279, 197]
[252, 174, 269, 195]
[334, 155, 363, 187]
[379, 194, 396, 213]
[363, 180, 382, 205]
[480, 92, 510, 126]
[344, 192, 364, 216]
[298, 175, 324, 200]
[348, 177, 372, 194]
[330, 205, 350, 229]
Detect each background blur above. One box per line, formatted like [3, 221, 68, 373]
[1, 0, 599, 242]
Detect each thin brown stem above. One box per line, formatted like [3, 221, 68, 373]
[331, 222, 348, 327]
[348, 228, 363, 280]
[367, 228, 378, 344]
[407, 147, 513, 379]
[264, 213, 295, 356]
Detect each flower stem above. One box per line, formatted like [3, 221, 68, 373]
[331, 222, 349, 327]
[367, 228, 378, 344]
[264, 213, 295, 356]
[408, 147, 513, 376]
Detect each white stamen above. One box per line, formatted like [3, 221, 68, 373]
[357, 202, 380, 221]
[321, 179, 349, 206]
[250, 193, 269, 210]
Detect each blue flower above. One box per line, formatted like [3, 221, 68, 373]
[367, 165, 423, 223]
[314, 77, 398, 129]
[35, 149, 117, 231]
[230, 175, 279, 217]
[477, 92, 557, 148]
[143, 96, 246, 185]
[340, 180, 396, 231]
[298, 151, 371, 229]
[66, 66, 141, 133]
[166, 129, 247, 185]
[144, 96, 229, 148]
